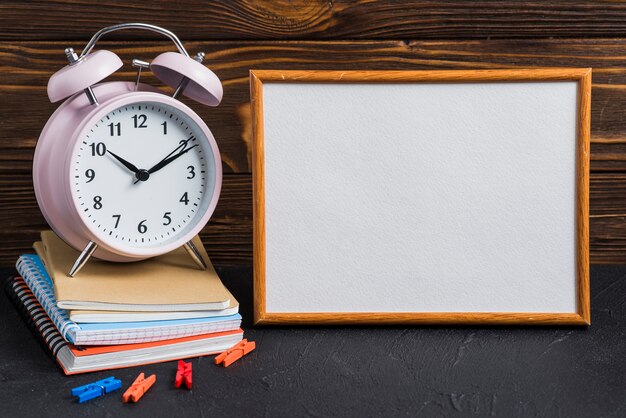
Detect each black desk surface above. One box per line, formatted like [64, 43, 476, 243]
[0, 266, 624, 418]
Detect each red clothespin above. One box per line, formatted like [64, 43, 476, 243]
[122, 372, 156, 403]
[215, 339, 256, 367]
[174, 360, 192, 389]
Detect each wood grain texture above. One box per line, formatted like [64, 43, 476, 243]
[3, 38, 626, 266]
[5, 39, 626, 174]
[1, 171, 623, 268]
[251, 68, 593, 82]
[0, 174, 252, 268]
[255, 312, 589, 326]
[5, 1, 626, 41]
[251, 69, 591, 325]
[577, 69, 592, 324]
[250, 71, 266, 325]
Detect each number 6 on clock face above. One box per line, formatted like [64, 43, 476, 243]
[71, 100, 217, 248]
[34, 87, 222, 269]
[32, 24, 224, 276]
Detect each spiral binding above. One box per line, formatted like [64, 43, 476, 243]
[4, 277, 69, 358]
[15, 255, 80, 343]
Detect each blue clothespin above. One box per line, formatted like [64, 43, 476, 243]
[71, 376, 122, 403]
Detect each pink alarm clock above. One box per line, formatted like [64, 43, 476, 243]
[33, 23, 223, 276]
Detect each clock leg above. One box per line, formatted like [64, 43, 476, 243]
[69, 241, 98, 277]
[183, 240, 207, 270]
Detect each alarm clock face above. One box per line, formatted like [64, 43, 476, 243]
[68, 99, 219, 252]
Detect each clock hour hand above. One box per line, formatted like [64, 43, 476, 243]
[147, 144, 199, 175]
[107, 150, 140, 175]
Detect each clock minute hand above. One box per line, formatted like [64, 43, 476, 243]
[107, 150, 140, 174]
[143, 135, 195, 172]
[161, 135, 195, 161]
[147, 144, 199, 175]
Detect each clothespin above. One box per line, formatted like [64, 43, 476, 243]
[71, 376, 122, 403]
[215, 339, 256, 367]
[122, 372, 156, 403]
[174, 360, 192, 389]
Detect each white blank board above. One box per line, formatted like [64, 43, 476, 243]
[253, 70, 590, 324]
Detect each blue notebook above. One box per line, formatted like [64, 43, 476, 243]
[16, 255, 242, 345]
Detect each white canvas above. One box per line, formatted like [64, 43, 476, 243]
[261, 81, 579, 313]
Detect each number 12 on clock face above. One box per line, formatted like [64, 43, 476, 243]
[71, 101, 219, 249]
[33, 25, 224, 276]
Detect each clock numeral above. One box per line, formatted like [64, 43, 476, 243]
[108, 122, 121, 136]
[187, 166, 195, 179]
[85, 169, 95, 183]
[161, 121, 167, 135]
[137, 220, 147, 234]
[112, 214, 121, 228]
[89, 142, 106, 156]
[162, 212, 172, 225]
[93, 195, 103, 210]
[179, 192, 189, 205]
[132, 114, 147, 128]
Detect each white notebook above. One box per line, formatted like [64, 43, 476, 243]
[70, 305, 240, 323]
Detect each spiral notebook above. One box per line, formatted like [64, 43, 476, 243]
[4, 276, 243, 375]
[16, 254, 242, 345]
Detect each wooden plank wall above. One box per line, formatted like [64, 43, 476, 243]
[2, 1, 626, 266]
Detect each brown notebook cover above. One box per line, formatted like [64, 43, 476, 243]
[36, 231, 232, 312]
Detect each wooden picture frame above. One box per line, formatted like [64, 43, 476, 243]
[251, 69, 591, 326]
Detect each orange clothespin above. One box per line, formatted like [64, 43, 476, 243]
[122, 372, 156, 403]
[174, 360, 192, 389]
[215, 339, 256, 367]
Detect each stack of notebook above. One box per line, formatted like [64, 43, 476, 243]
[6, 231, 243, 374]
